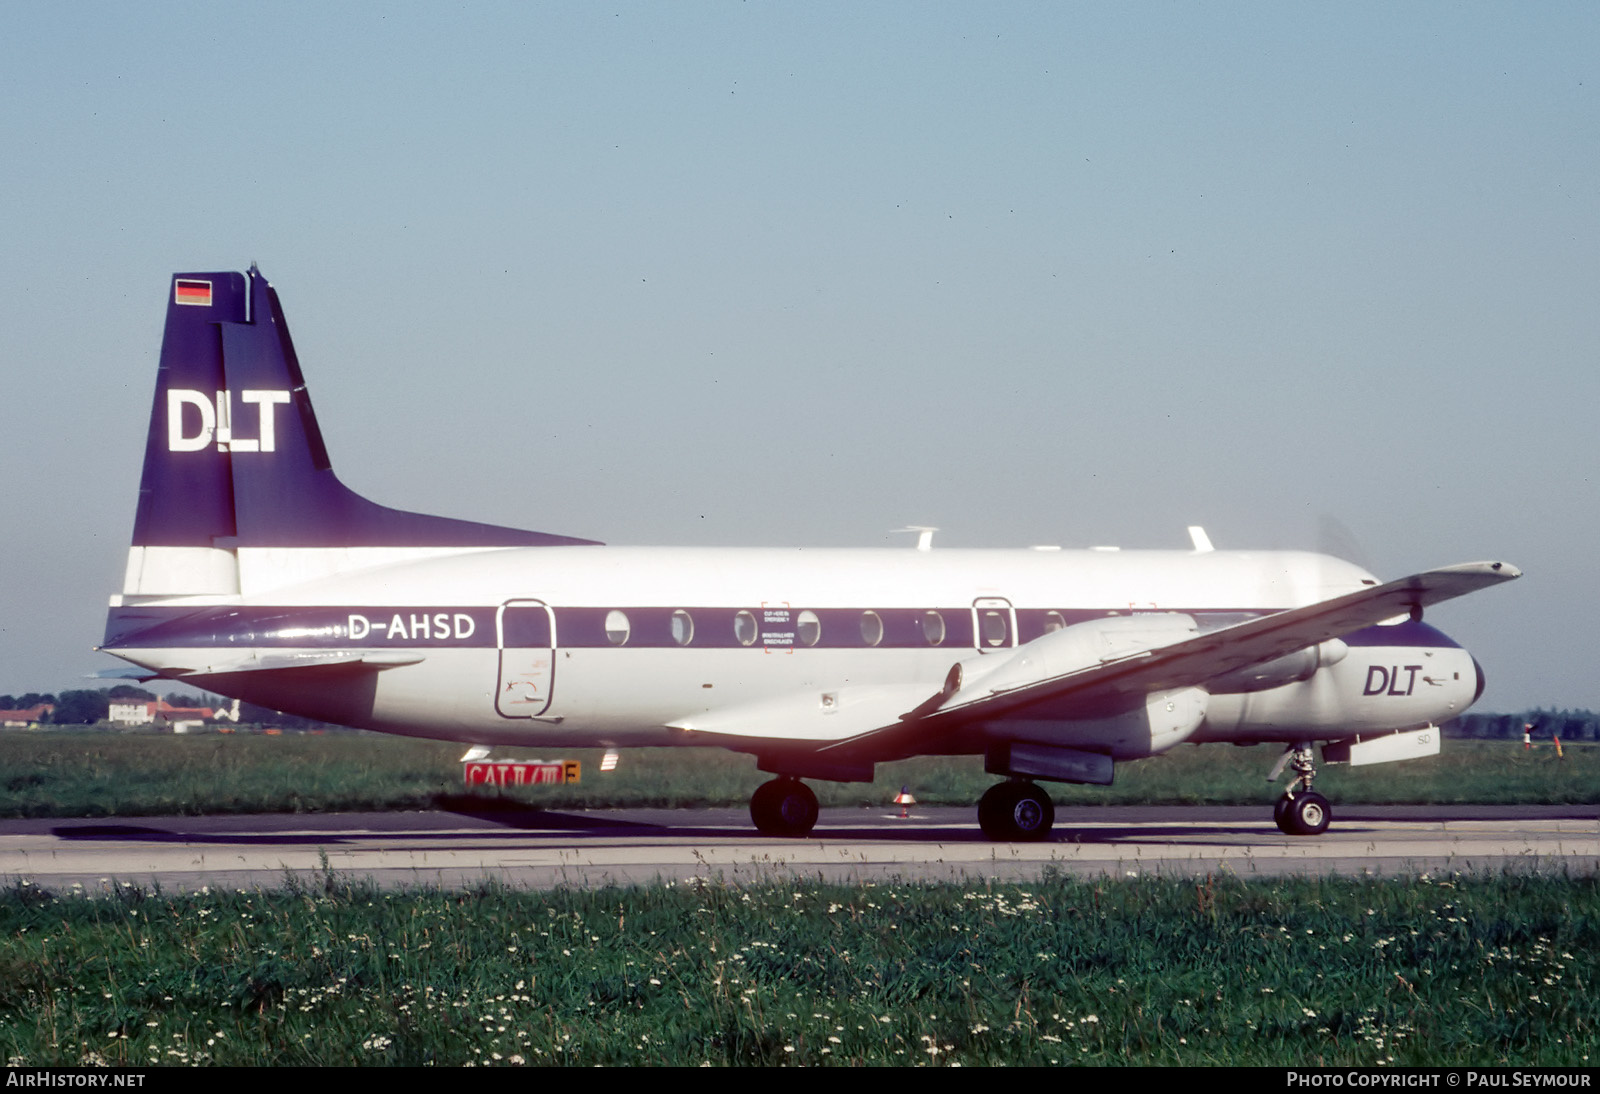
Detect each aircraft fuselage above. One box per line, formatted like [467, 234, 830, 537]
[105, 544, 1480, 755]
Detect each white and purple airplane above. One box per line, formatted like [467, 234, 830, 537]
[101, 267, 1519, 840]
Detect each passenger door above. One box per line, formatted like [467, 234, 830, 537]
[971, 597, 1017, 654]
[496, 599, 556, 718]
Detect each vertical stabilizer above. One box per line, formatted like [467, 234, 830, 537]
[122, 267, 596, 599]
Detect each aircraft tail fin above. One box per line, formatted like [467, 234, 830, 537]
[123, 267, 595, 597]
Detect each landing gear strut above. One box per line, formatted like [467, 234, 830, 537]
[750, 777, 819, 837]
[978, 780, 1056, 841]
[1272, 743, 1331, 836]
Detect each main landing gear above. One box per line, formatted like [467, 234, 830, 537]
[1272, 743, 1331, 836]
[750, 777, 819, 837]
[748, 775, 1060, 841]
[978, 780, 1056, 842]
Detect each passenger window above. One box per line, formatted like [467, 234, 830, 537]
[671, 610, 694, 646]
[605, 609, 630, 646]
[860, 610, 883, 647]
[734, 610, 758, 647]
[922, 610, 945, 646]
[1043, 611, 1065, 634]
[797, 610, 821, 647]
[981, 610, 1008, 647]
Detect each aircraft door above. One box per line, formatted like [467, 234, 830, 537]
[971, 597, 1017, 653]
[496, 599, 556, 718]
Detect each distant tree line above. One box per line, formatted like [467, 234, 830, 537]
[1, 692, 58, 711]
[1446, 709, 1600, 743]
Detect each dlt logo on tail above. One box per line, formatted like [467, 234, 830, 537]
[167, 389, 290, 453]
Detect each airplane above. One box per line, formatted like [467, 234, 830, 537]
[100, 266, 1520, 841]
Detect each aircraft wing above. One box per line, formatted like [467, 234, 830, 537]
[904, 560, 1521, 730]
[676, 561, 1519, 747]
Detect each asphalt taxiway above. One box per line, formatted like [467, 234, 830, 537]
[1, 805, 1593, 892]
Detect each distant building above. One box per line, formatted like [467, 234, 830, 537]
[0, 703, 53, 727]
[107, 699, 217, 727]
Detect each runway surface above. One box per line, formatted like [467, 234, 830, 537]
[1, 804, 1593, 892]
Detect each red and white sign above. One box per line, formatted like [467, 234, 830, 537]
[464, 760, 580, 787]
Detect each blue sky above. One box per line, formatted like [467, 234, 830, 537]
[1, 2, 1594, 711]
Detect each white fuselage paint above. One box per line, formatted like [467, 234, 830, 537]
[108, 545, 1481, 752]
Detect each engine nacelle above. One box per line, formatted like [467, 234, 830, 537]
[985, 685, 1210, 762]
[940, 614, 1209, 763]
[1206, 638, 1349, 694]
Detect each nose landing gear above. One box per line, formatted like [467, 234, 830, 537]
[1271, 743, 1332, 836]
[1275, 787, 1331, 836]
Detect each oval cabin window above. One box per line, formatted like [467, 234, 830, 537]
[796, 610, 821, 647]
[981, 610, 1008, 647]
[860, 610, 884, 647]
[605, 610, 631, 646]
[671, 610, 695, 646]
[734, 610, 758, 647]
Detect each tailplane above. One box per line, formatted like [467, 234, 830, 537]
[123, 266, 595, 599]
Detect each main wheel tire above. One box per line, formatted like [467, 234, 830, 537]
[1287, 790, 1331, 836]
[978, 783, 1014, 839]
[750, 778, 819, 837]
[1273, 794, 1296, 834]
[978, 781, 1055, 842]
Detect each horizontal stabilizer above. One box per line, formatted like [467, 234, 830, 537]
[89, 666, 164, 683]
[91, 666, 162, 681]
[169, 650, 426, 677]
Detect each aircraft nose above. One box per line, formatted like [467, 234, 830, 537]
[1472, 656, 1486, 705]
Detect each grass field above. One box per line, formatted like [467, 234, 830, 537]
[0, 870, 1592, 1066]
[0, 730, 1593, 819]
[2, 733, 1593, 1067]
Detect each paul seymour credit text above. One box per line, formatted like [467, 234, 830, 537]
[1288, 1076, 1590, 1088]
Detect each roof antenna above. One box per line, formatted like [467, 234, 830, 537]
[895, 526, 938, 551]
[245, 261, 261, 322]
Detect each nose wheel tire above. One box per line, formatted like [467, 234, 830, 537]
[1274, 790, 1331, 836]
[978, 781, 1055, 841]
[750, 777, 819, 837]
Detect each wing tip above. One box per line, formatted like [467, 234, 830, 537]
[1439, 560, 1522, 582]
